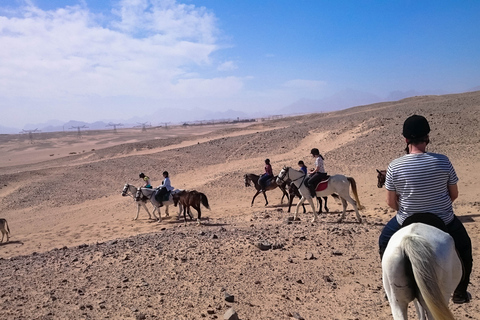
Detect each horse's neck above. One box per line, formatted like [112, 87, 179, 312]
[288, 168, 306, 188]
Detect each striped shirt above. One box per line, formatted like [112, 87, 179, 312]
[385, 152, 458, 225]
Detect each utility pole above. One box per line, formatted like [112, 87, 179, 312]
[107, 123, 124, 134]
[20, 129, 40, 144]
[135, 122, 151, 132]
[69, 125, 88, 138]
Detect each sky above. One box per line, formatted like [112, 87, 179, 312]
[1, 0, 479, 129]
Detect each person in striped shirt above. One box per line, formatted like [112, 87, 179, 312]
[378, 115, 472, 304]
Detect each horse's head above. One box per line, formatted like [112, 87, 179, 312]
[244, 174, 251, 187]
[376, 169, 386, 188]
[121, 183, 130, 196]
[277, 166, 289, 184]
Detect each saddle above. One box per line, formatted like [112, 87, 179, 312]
[401, 213, 447, 232]
[314, 177, 330, 192]
[154, 189, 171, 202]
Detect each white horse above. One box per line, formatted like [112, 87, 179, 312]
[122, 183, 158, 220]
[276, 166, 363, 223]
[382, 223, 461, 320]
[135, 187, 186, 222]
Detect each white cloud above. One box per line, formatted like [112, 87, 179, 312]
[217, 60, 237, 71]
[0, 0, 244, 126]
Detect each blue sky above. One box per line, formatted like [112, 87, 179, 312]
[1, 0, 479, 128]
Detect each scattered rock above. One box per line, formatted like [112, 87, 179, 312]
[224, 292, 234, 303]
[256, 241, 272, 251]
[223, 308, 239, 320]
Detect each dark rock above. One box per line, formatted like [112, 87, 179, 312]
[223, 308, 239, 320]
[224, 292, 234, 303]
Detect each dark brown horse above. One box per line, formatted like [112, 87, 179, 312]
[376, 169, 386, 188]
[173, 190, 210, 224]
[244, 173, 289, 207]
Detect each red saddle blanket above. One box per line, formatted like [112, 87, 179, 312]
[315, 180, 329, 192]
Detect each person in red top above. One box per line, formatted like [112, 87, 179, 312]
[259, 159, 273, 191]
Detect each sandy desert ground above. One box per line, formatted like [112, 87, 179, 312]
[1, 91, 480, 319]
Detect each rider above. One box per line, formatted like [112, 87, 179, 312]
[156, 171, 174, 207]
[139, 173, 152, 188]
[304, 148, 328, 197]
[258, 159, 273, 192]
[378, 114, 472, 304]
[298, 160, 307, 174]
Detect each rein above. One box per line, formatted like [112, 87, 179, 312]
[279, 168, 307, 187]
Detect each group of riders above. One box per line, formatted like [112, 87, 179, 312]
[257, 114, 472, 305]
[259, 148, 328, 197]
[138, 171, 174, 207]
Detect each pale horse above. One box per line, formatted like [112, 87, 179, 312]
[121, 183, 158, 220]
[382, 223, 461, 320]
[135, 187, 187, 222]
[276, 166, 363, 223]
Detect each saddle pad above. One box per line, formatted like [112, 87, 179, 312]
[315, 180, 329, 192]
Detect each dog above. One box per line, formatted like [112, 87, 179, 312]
[0, 218, 10, 243]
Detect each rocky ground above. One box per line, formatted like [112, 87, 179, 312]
[1, 91, 480, 319]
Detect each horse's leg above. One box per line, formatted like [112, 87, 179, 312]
[262, 191, 268, 206]
[251, 190, 261, 207]
[337, 198, 348, 223]
[287, 191, 294, 213]
[295, 197, 307, 220]
[156, 206, 162, 222]
[323, 196, 329, 213]
[307, 196, 317, 223]
[151, 205, 159, 220]
[165, 204, 170, 217]
[317, 197, 322, 214]
[134, 203, 141, 220]
[279, 186, 289, 205]
[342, 194, 362, 223]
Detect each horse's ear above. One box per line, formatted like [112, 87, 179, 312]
[283, 165, 286, 169]
[376, 169, 381, 174]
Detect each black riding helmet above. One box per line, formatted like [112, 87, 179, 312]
[139, 173, 145, 178]
[403, 115, 430, 140]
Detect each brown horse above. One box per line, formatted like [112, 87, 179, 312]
[173, 190, 210, 224]
[244, 173, 289, 207]
[377, 169, 386, 188]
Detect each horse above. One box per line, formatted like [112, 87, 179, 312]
[287, 183, 334, 214]
[377, 169, 386, 188]
[277, 166, 363, 223]
[382, 223, 461, 320]
[173, 190, 210, 225]
[244, 173, 289, 207]
[135, 187, 185, 222]
[122, 183, 158, 220]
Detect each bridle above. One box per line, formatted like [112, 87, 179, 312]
[122, 184, 135, 199]
[277, 167, 307, 187]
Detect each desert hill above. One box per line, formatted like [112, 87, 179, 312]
[0, 91, 479, 319]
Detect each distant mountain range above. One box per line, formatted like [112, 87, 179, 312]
[1, 87, 478, 134]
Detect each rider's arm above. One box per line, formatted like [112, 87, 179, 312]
[386, 190, 399, 211]
[448, 184, 458, 202]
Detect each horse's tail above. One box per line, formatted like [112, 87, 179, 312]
[347, 177, 364, 210]
[200, 193, 210, 210]
[402, 235, 455, 320]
